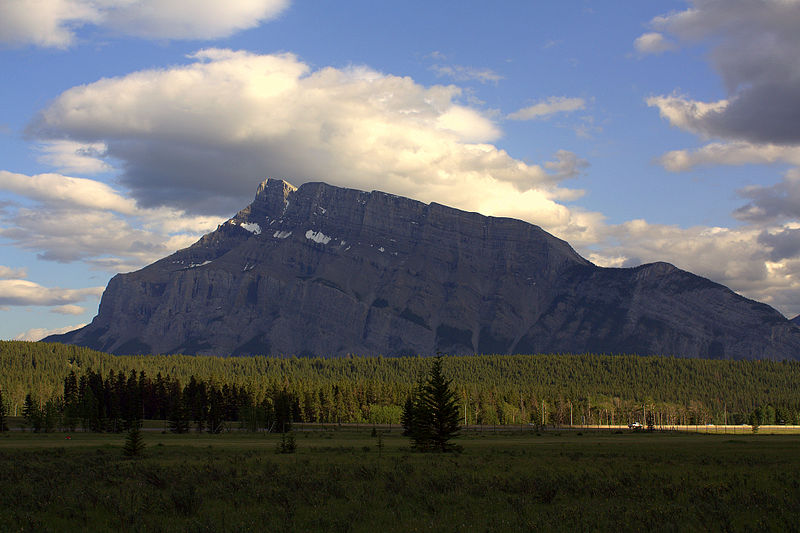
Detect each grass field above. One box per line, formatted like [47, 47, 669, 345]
[1, 428, 799, 532]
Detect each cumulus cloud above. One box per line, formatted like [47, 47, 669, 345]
[14, 323, 87, 341]
[0, 0, 289, 48]
[507, 97, 586, 121]
[29, 49, 584, 220]
[646, 0, 800, 145]
[633, 32, 676, 55]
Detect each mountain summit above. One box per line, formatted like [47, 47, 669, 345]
[47, 178, 800, 359]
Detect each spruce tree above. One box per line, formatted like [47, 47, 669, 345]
[402, 356, 461, 452]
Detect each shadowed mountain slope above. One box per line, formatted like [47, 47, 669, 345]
[46, 179, 800, 359]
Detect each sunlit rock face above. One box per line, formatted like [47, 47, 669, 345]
[47, 178, 800, 359]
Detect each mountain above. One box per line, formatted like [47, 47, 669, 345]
[46, 178, 800, 359]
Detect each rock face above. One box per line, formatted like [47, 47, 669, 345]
[47, 179, 800, 359]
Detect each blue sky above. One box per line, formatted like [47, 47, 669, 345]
[2, 0, 800, 341]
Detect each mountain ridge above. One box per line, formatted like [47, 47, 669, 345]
[46, 178, 800, 360]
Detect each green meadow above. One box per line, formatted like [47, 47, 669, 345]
[1, 428, 798, 532]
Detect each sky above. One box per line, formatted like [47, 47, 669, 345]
[2, 0, 800, 341]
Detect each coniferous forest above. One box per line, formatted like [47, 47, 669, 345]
[1, 340, 799, 432]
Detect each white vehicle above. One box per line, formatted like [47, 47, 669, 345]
[628, 421, 642, 429]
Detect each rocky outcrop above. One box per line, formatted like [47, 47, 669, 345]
[47, 179, 800, 359]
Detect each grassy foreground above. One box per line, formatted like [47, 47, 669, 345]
[1, 429, 798, 532]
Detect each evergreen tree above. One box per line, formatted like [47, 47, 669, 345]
[22, 393, 42, 432]
[123, 420, 146, 457]
[63, 371, 79, 431]
[168, 398, 190, 434]
[402, 356, 461, 452]
[273, 389, 294, 433]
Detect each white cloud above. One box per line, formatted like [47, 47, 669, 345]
[435, 107, 501, 143]
[0, 0, 98, 48]
[14, 323, 86, 341]
[633, 32, 676, 55]
[659, 142, 800, 172]
[102, 0, 289, 40]
[646, 94, 729, 138]
[0, 279, 102, 306]
[0, 0, 289, 48]
[52, 304, 86, 315]
[0, 202, 208, 266]
[29, 49, 583, 216]
[0, 170, 138, 214]
[0, 171, 223, 268]
[507, 97, 586, 121]
[0, 265, 27, 279]
[429, 64, 503, 84]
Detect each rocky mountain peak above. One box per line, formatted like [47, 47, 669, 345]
[45, 179, 800, 360]
[251, 178, 297, 218]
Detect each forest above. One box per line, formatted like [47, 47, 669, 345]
[1, 340, 799, 431]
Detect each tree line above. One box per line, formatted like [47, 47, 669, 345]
[18, 368, 374, 433]
[2, 340, 800, 429]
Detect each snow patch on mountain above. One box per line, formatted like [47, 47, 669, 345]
[240, 222, 261, 235]
[305, 230, 332, 244]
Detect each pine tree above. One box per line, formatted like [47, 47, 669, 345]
[402, 356, 461, 452]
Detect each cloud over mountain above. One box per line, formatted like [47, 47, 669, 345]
[0, 171, 222, 268]
[29, 49, 588, 231]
